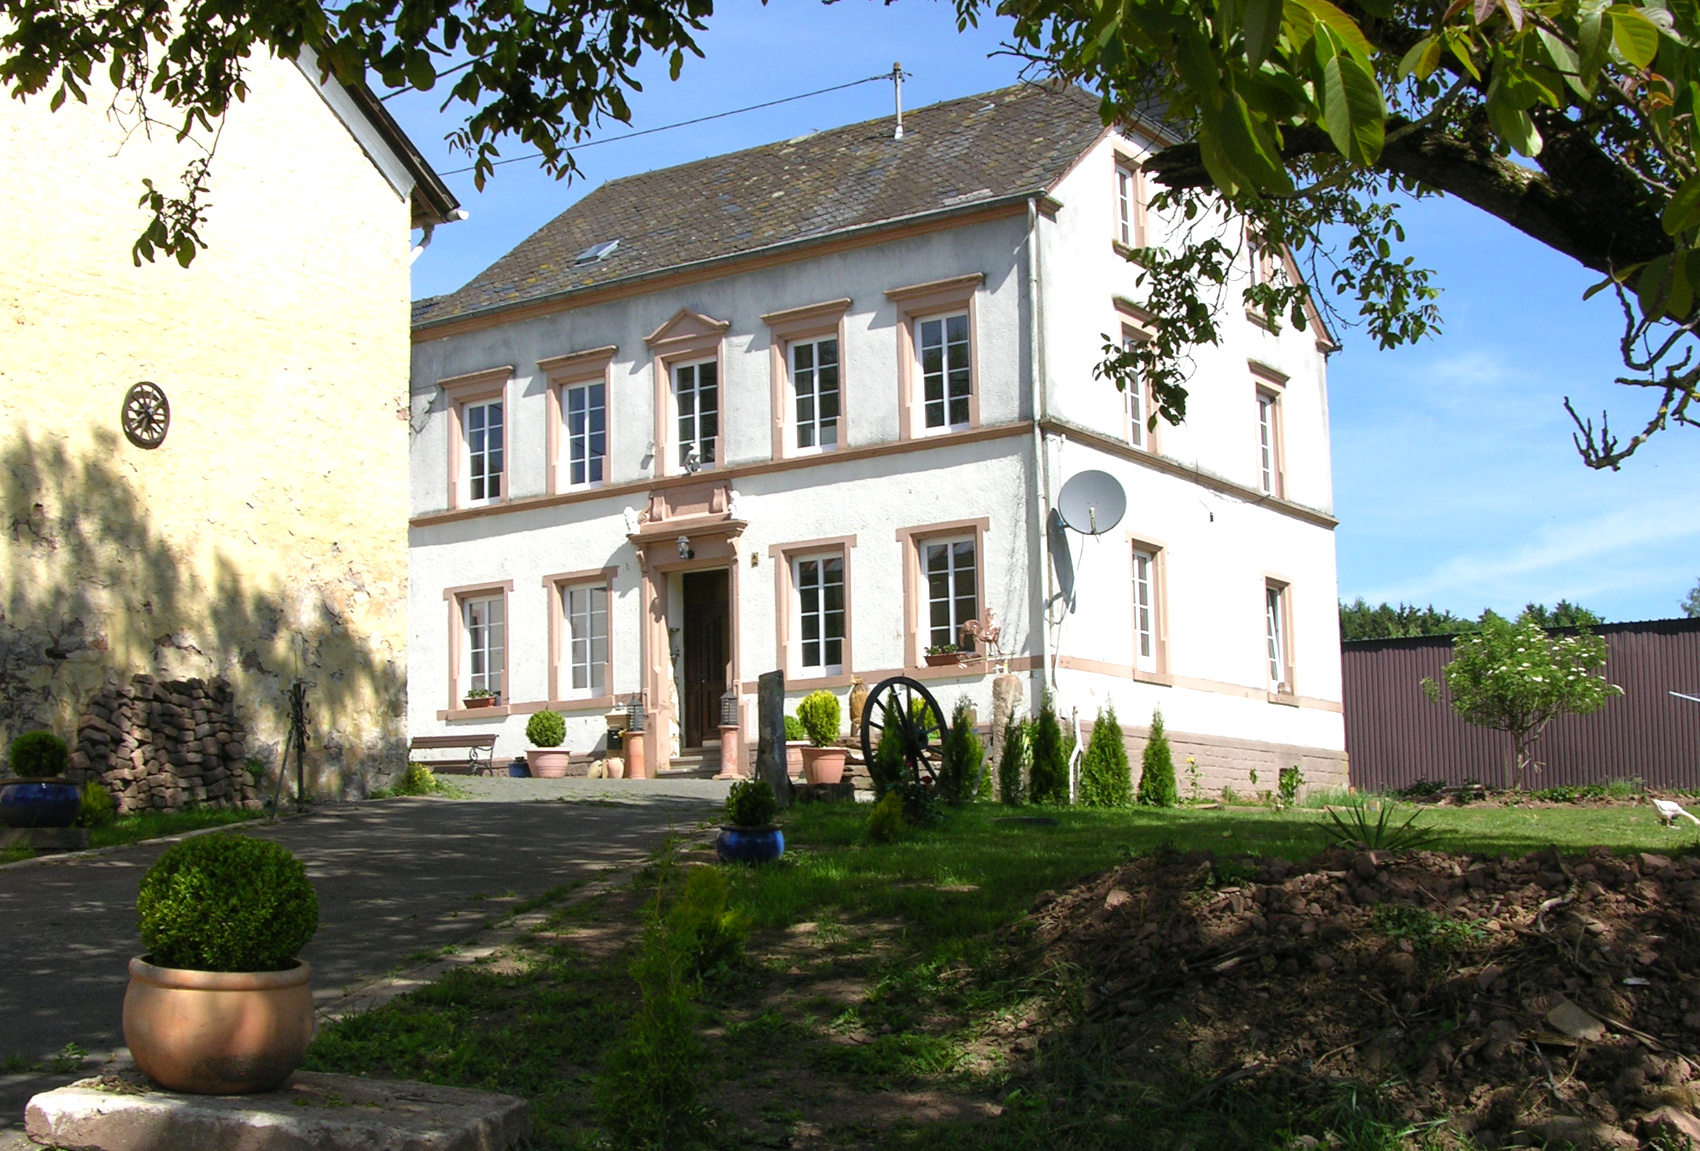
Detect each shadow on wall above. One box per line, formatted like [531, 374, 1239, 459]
[0, 429, 406, 796]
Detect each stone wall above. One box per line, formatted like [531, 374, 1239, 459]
[69, 676, 262, 814]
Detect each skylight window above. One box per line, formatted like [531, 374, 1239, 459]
[574, 239, 620, 265]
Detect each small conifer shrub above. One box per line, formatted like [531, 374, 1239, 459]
[996, 715, 1027, 806]
[1079, 706, 1132, 807]
[937, 698, 985, 806]
[1137, 709, 1178, 807]
[1028, 696, 1069, 805]
[525, 709, 566, 748]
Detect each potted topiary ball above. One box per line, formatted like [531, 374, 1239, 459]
[525, 709, 571, 778]
[795, 691, 847, 785]
[0, 731, 80, 829]
[716, 779, 783, 864]
[125, 834, 319, 1094]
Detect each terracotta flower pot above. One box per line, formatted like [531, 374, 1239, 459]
[462, 695, 499, 709]
[924, 652, 964, 667]
[786, 746, 804, 780]
[526, 748, 571, 778]
[607, 757, 626, 779]
[799, 747, 847, 785]
[123, 956, 314, 1095]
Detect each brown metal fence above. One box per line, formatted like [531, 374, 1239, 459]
[1343, 618, 1700, 792]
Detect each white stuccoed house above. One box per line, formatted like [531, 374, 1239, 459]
[407, 82, 1348, 792]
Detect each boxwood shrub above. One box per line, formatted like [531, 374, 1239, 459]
[526, 709, 566, 748]
[8, 731, 68, 778]
[138, 835, 319, 972]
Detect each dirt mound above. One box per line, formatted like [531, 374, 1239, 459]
[1021, 846, 1700, 1149]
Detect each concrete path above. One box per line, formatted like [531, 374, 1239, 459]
[0, 778, 729, 1144]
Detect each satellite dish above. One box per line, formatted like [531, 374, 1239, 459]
[1056, 471, 1126, 535]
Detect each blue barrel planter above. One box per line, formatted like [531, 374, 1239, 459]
[507, 760, 531, 778]
[715, 825, 784, 864]
[0, 781, 83, 828]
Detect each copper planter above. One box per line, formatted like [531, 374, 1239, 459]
[123, 956, 315, 1094]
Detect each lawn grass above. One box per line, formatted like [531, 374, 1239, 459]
[304, 798, 1681, 1150]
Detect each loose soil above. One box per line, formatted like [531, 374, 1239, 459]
[1017, 844, 1700, 1149]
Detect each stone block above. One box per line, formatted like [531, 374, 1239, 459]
[0, 827, 90, 852]
[25, 1070, 531, 1151]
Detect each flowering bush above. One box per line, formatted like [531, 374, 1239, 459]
[1423, 611, 1621, 790]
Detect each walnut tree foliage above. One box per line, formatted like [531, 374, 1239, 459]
[954, 0, 1700, 466]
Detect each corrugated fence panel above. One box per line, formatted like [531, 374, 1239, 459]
[1343, 619, 1700, 792]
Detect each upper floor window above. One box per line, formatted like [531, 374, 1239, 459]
[563, 381, 606, 487]
[1122, 331, 1150, 450]
[1248, 230, 1279, 287]
[1257, 387, 1282, 496]
[1132, 547, 1158, 672]
[674, 359, 718, 471]
[562, 582, 609, 697]
[793, 337, 840, 452]
[464, 400, 504, 503]
[919, 313, 972, 432]
[925, 537, 978, 651]
[1115, 162, 1142, 247]
[793, 553, 845, 675]
[463, 594, 504, 697]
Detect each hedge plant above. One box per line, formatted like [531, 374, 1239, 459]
[795, 691, 841, 747]
[8, 731, 68, 778]
[138, 834, 319, 972]
[526, 708, 566, 748]
[724, 779, 778, 828]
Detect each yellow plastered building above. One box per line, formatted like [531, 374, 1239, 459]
[0, 50, 458, 794]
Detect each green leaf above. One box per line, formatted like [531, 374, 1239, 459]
[1243, 0, 1285, 68]
[1578, 10, 1609, 87]
[1668, 249, 1697, 319]
[1487, 96, 1543, 155]
[1397, 34, 1442, 78]
[1637, 252, 1673, 318]
[1663, 173, 1700, 234]
[405, 50, 436, 92]
[1316, 26, 1386, 163]
[1291, 0, 1376, 62]
[1217, 90, 1297, 194]
[1610, 5, 1661, 66]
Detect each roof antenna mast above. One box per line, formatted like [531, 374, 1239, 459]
[891, 62, 904, 140]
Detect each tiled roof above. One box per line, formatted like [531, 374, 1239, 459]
[413, 82, 1107, 328]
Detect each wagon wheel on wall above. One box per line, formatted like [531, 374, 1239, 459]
[859, 676, 946, 788]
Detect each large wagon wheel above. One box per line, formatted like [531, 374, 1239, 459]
[859, 676, 946, 788]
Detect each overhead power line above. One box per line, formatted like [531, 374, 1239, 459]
[437, 71, 900, 177]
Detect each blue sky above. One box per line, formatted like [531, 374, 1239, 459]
[391, 0, 1700, 624]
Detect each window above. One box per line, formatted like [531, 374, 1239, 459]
[792, 337, 840, 452]
[1132, 548, 1157, 672]
[464, 594, 504, 697]
[674, 360, 718, 469]
[919, 314, 972, 432]
[1248, 231, 1278, 288]
[562, 583, 609, 697]
[1257, 388, 1282, 496]
[463, 400, 504, 503]
[1123, 332, 1147, 449]
[563, 381, 606, 487]
[793, 554, 845, 674]
[1115, 163, 1141, 247]
[925, 537, 978, 651]
[1265, 582, 1291, 693]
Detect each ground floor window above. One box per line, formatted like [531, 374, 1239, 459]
[463, 595, 504, 697]
[563, 583, 608, 696]
[924, 537, 977, 651]
[793, 553, 845, 675]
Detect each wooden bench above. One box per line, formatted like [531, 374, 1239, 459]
[409, 734, 498, 776]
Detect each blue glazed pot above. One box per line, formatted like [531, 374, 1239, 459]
[508, 761, 531, 778]
[0, 780, 83, 829]
[715, 825, 784, 864]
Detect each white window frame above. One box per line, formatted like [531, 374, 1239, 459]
[1123, 332, 1147, 450]
[1265, 582, 1290, 693]
[463, 399, 504, 505]
[1116, 163, 1141, 247]
[463, 594, 505, 697]
[923, 535, 978, 651]
[917, 312, 972, 433]
[791, 336, 841, 453]
[674, 359, 719, 470]
[561, 582, 609, 698]
[562, 380, 607, 488]
[1133, 548, 1158, 673]
[791, 552, 845, 676]
[1257, 388, 1282, 496]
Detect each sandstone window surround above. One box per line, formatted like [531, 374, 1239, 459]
[1252, 361, 1288, 498]
[1112, 296, 1166, 455]
[761, 298, 851, 460]
[539, 345, 616, 495]
[439, 366, 513, 510]
[769, 534, 856, 688]
[1113, 153, 1146, 249]
[886, 274, 982, 440]
[444, 579, 513, 713]
[1264, 575, 1297, 702]
[895, 517, 989, 668]
[1127, 535, 1170, 680]
[544, 566, 619, 708]
[646, 308, 731, 478]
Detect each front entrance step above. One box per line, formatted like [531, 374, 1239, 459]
[655, 752, 718, 779]
[26, 1069, 530, 1151]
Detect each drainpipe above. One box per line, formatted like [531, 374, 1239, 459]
[1026, 196, 1057, 694]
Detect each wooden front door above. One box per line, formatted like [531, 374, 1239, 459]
[681, 569, 729, 749]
